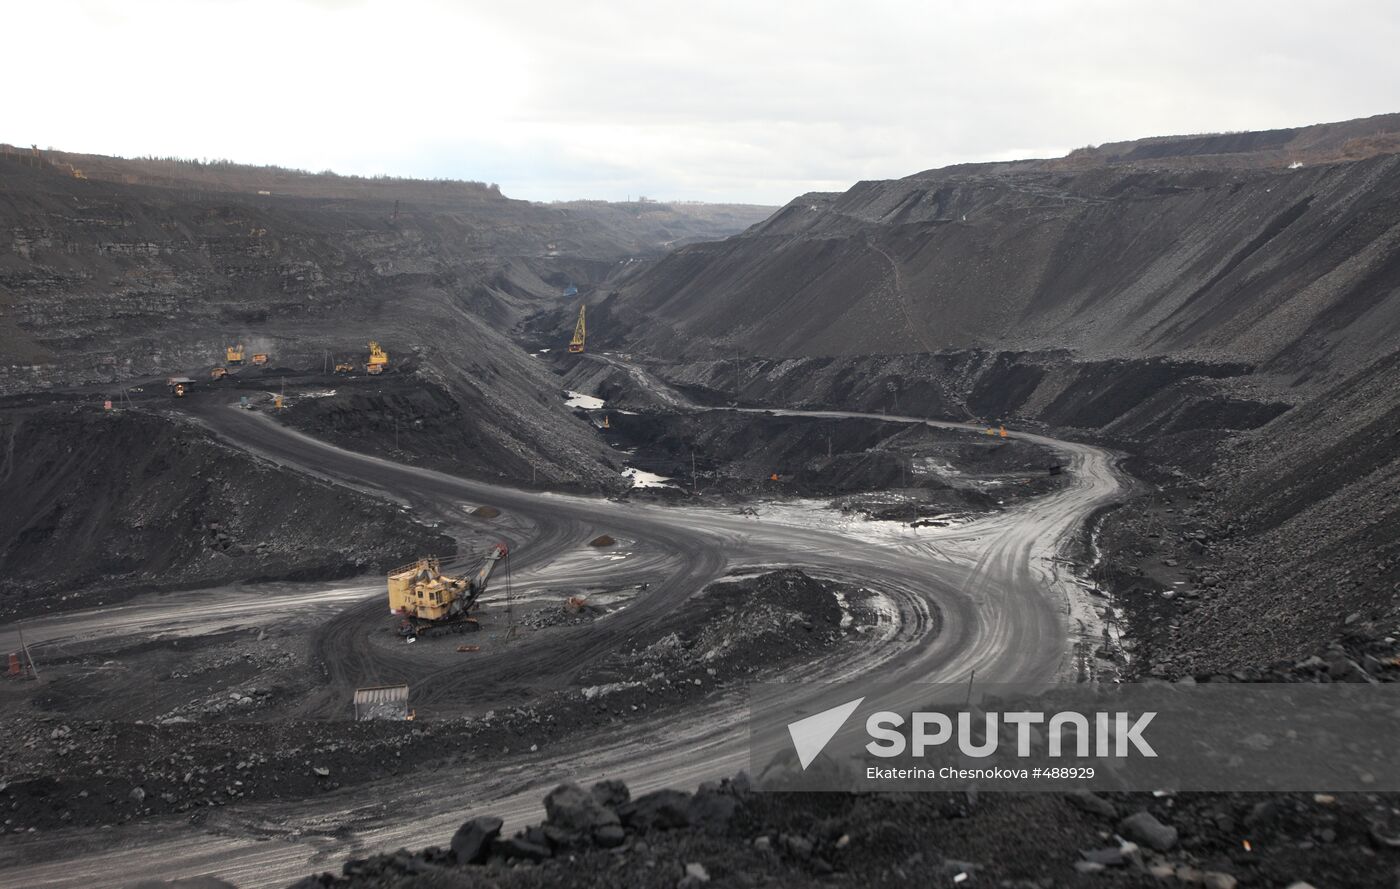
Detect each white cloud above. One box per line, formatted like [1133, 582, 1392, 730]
[5, 0, 1399, 203]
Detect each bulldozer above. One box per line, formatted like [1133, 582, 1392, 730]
[226, 344, 245, 365]
[388, 544, 508, 638]
[367, 341, 388, 375]
[210, 367, 228, 381]
[334, 361, 355, 374]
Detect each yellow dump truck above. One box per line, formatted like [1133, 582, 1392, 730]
[388, 543, 508, 638]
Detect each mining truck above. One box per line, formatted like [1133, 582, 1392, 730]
[388, 544, 508, 638]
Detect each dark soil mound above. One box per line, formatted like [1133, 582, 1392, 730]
[0, 405, 449, 616]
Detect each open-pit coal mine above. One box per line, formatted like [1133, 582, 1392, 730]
[5, 106, 1400, 889]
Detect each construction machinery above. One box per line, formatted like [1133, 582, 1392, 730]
[226, 344, 245, 365]
[251, 353, 269, 366]
[388, 544, 508, 638]
[334, 361, 355, 374]
[210, 367, 228, 381]
[167, 376, 193, 397]
[568, 304, 586, 353]
[367, 341, 389, 374]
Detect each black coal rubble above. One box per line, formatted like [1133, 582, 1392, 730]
[1149, 624, 1400, 684]
[284, 775, 751, 887]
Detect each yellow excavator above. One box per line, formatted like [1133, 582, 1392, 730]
[367, 341, 388, 374]
[388, 544, 509, 638]
[568, 305, 586, 353]
[226, 344, 245, 365]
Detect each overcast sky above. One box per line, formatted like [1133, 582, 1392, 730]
[7, 1, 1399, 205]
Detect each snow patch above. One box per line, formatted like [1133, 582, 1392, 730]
[564, 390, 605, 410]
[581, 681, 642, 700]
[622, 467, 674, 488]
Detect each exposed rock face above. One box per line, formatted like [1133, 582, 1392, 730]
[602, 146, 1400, 386]
[0, 154, 768, 489]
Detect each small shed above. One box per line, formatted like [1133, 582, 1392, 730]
[354, 683, 410, 721]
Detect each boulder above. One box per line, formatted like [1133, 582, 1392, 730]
[450, 815, 503, 865]
[1119, 810, 1178, 851]
[594, 824, 626, 848]
[687, 790, 737, 833]
[545, 782, 621, 833]
[591, 778, 631, 809]
[1066, 790, 1116, 819]
[620, 789, 693, 831]
[494, 835, 552, 862]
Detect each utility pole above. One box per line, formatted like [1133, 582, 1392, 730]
[17, 627, 39, 680]
[691, 451, 697, 494]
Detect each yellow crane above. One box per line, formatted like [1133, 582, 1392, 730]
[367, 341, 389, 374]
[568, 304, 586, 353]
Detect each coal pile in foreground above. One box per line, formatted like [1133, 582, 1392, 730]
[283, 773, 1399, 888]
[257, 610, 1400, 889]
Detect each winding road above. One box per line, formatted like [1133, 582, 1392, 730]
[0, 365, 1126, 889]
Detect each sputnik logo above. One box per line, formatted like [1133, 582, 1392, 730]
[787, 697, 864, 769]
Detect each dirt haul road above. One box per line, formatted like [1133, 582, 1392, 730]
[1, 393, 1126, 889]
